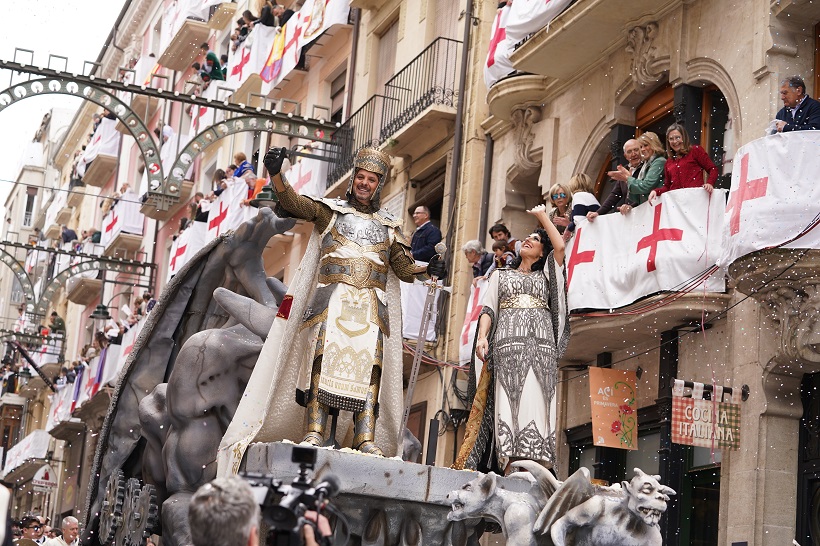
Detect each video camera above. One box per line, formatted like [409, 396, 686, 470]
[243, 446, 343, 546]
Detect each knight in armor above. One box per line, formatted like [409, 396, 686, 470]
[218, 147, 442, 469]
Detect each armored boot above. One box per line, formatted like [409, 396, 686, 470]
[303, 357, 328, 446]
[353, 366, 383, 456]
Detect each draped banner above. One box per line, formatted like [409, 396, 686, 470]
[485, 0, 574, 88]
[259, 0, 350, 93]
[484, 5, 513, 88]
[46, 385, 74, 432]
[459, 278, 488, 367]
[101, 190, 144, 250]
[206, 179, 249, 241]
[2, 430, 51, 477]
[401, 263, 441, 342]
[717, 131, 820, 269]
[671, 380, 740, 451]
[76, 117, 120, 177]
[167, 221, 208, 281]
[565, 188, 726, 311]
[289, 153, 328, 198]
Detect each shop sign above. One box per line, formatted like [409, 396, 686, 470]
[671, 380, 740, 450]
[32, 464, 58, 492]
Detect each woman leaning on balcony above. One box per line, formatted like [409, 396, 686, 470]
[615, 131, 667, 211]
[649, 123, 717, 203]
[547, 182, 572, 234]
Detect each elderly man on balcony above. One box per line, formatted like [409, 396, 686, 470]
[774, 75, 820, 132]
[219, 147, 443, 470]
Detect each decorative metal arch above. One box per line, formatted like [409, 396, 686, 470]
[166, 114, 335, 194]
[0, 248, 36, 311]
[33, 257, 149, 317]
[0, 77, 165, 198]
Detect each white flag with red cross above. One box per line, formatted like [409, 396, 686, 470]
[565, 188, 726, 311]
[459, 278, 489, 367]
[76, 117, 121, 177]
[484, 4, 513, 88]
[205, 179, 248, 242]
[717, 132, 820, 269]
[503, 0, 575, 45]
[290, 153, 328, 198]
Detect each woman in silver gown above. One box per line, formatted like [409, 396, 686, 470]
[454, 205, 570, 473]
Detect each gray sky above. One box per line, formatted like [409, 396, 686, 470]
[0, 0, 127, 199]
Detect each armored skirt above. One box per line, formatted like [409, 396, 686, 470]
[454, 256, 570, 472]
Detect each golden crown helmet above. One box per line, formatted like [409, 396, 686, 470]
[346, 147, 392, 209]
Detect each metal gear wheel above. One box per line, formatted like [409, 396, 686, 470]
[114, 478, 141, 546]
[98, 469, 125, 545]
[128, 483, 159, 545]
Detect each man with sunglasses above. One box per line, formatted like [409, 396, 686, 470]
[19, 516, 45, 544]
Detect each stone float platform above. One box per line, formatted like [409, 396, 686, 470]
[245, 442, 530, 545]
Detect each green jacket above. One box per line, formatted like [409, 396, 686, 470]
[627, 154, 666, 205]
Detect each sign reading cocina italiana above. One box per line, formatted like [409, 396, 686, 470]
[671, 380, 740, 450]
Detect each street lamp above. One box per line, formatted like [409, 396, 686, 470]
[249, 184, 278, 209]
[89, 304, 112, 331]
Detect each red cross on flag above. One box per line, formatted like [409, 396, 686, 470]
[718, 132, 820, 268]
[459, 278, 488, 367]
[484, 4, 514, 88]
[205, 179, 249, 243]
[565, 188, 725, 311]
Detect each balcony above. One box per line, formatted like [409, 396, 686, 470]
[159, 19, 211, 72]
[101, 194, 144, 259]
[67, 179, 85, 208]
[44, 224, 61, 241]
[82, 153, 118, 187]
[770, 0, 820, 22]
[140, 179, 195, 221]
[510, 0, 684, 80]
[66, 276, 103, 306]
[208, 2, 237, 30]
[116, 95, 162, 135]
[327, 38, 462, 187]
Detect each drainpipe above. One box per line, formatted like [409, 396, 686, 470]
[478, 134, 493, 240]
[344, 9, 361, 119]
[444, 0, 473, 256]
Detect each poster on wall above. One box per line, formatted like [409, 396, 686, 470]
[671, 380, 740, 450]
[588, 367, 638, 450]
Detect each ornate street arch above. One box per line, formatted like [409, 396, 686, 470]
[0, 247, 36, 309]
[0, 77, 166, 197]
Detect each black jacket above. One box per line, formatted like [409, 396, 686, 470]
[776, 95, 820, 131]
[411, 222, 442, 263]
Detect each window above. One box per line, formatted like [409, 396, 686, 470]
[10, 278, 24, 304]
[376, 20, 398, 94]
[151, 17, 163, 57]
[435, 0, 461, 41]
[330, 71, 347, 125]
[22, 192, 36, 228]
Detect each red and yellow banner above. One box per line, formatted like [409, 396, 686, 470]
[671, 380, 740, 450]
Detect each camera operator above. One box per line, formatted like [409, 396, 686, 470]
[189, 476, 262, 546]
[190, 477, 332, 546]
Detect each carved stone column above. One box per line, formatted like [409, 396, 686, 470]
[510, 103, 543, 175]
[724, 249, 820, 544]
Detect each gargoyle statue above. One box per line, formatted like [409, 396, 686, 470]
[550, 468, 676, 546]
[446, 460, 558, 546]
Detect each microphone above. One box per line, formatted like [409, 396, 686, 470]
[434, 242, 447, 256]
[313, 474, 341, 500]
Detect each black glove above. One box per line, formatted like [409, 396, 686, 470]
[263, 147, 288, 176]
[426, 254, 446, 279]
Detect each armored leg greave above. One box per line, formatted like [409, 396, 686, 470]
[303, 357, 328, 446]
[353, 365, 383, 456]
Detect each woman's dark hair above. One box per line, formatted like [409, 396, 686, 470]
[509, 228, 553, 272]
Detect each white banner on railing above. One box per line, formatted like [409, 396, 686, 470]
[101, 191, 144, 249]
[565, 188, 726, 311]
[76, 117, 120, 177]
[2, 430, 50, 477]
[206, 179, 249, 242]
[484, 0, 574, 88]
[401, 262, 440, 342]
[459, 278, 488, 367]
[717, 132, 820, 269]
[289, 153, 328, 198]
[167, 221, 208, 281]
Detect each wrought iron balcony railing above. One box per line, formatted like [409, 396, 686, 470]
[327, 37, 462, 188]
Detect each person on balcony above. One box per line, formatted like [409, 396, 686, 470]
[462, 240, 494, 278]
[649, 124, 717, 203]
[547, 183, 571, 234]
[219, 146, 439, 466]
[410, 206, 442, 262]
[258, 1, 294, 28]
[60, 226, 78, 244]
[565, 173, 600, 240]
[455, 204, 569, 473]
[774, 75, 820, 132]
[586, 139, 642, 222]
[200, 52, 225, 82]
[618, 131, 667, 210]
[489, 224, 521, 255]
[233, 153, 255, 182]
[48, 312, 66, 336]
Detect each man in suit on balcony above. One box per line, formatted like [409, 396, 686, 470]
[410, 206, 442, 263]
[775, 75, 820, 132]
